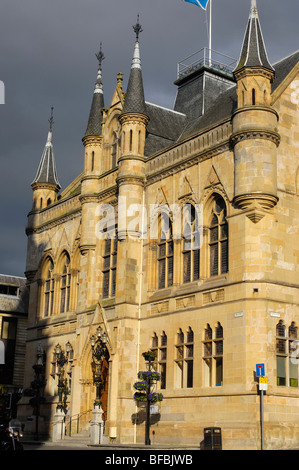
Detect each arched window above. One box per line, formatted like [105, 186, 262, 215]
[183, 204, 200, 283]
[175, 327, 194, 388]
[203, 322, 223, 387]
[60, 252, 71, 313]
[209, 196, 228, 277]
[44, 258, 54, 317]
[129, 129, 133, 152]
[158, 213, 173, 289]
[151, 331, 167, 389]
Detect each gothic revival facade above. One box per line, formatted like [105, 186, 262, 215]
[20, 1, 299, 449]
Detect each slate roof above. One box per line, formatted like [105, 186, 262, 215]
[31, 130, 61, 189]
[144, 102, 187, 156]
[272, 50, 299, 90]
[122, 40, 147, 117]
[234, 0, 274, 73]
[84, 67, 105, 137]
[143, 49, 299, 152]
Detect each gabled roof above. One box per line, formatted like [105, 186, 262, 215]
[272, 50, 299, 91]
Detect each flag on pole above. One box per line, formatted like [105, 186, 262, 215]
[183, 0, 210, 10]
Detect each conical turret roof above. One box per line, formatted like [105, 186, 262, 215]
[32, 108, 60, 189]
[122, 16, 147, 116]
[234, 0, 274, 74]
[84, 44, 105, 137]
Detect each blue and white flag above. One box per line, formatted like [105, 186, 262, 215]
[184, 0, 210, 10]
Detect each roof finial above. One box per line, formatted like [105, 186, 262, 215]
[49, 106, 54, 131]
[133, 14, 143, 41]
[250, 0, 258, 18]
[95, 42, 105, 69]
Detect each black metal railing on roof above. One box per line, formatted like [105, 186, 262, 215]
[177, 48, 237, 79]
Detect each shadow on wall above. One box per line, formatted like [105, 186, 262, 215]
[131, 408, 161, 426]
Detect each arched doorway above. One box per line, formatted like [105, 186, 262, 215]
[78, 338, 110, 432]
[100, 355, 109, 423]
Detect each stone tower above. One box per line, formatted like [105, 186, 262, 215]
[116, 16, 149, 300]
[78, 45, 105, 310]
[232, 0, 280, 223]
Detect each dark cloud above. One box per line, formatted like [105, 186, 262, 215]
[0, 0, 298, 276]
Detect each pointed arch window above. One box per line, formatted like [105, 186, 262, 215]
[175, 327, 194, 388]
[158, 213, 173, 289]
[44, 258, 54, 317]
[209, 196, 228, 277]
[203, 322, 223, 387]
[151, 331, 167, 389]
[60, 252, 71, 313]
[183, 204, 200, 283]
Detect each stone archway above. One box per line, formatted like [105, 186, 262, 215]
[79, 336, 110, 426]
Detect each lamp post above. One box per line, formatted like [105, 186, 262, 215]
[54, 343, 71, 411]
[144, 353, 154, 446]
[90, 326, 108, 445]
[52, 341, 73, 441]
[30, 343, 46, 441]
[133, 351, 163, 446]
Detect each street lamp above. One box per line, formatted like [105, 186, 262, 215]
[54, 342, 73, 412]
[30, 343, 46, 441]
[90, 326, 108, 407]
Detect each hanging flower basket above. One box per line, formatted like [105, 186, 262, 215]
[133, 381, 148, 391]
[133, 391, 163, 403]
[138, 370, 161, 382]
[142, 351, 156, 362]
[148, 392, 163, 403]
[134, 392, 147, 402]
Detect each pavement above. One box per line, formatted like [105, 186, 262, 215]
[22, 435, 201, 451]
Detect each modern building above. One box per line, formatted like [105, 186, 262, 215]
[19, 0, 299, 449]
[0, 274, 28, 419]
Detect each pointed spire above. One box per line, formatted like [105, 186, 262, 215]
[122, 15, 147, 116]
[84, 43, 105, 137]
[32, 107, 60, 189]
[234, 0, 274, 74]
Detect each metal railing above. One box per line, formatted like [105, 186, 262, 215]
[64, 409, 93, 437]
[177, 47, 237, 79]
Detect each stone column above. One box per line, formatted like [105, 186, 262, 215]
[90, 404, 104, 444]
[52, 408, 65, 441]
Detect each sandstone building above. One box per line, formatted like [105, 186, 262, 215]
[20, 0, 299, 449]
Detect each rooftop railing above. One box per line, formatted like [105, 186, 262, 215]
[177, 48, 237, 79]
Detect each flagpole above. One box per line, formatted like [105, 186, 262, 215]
[209, 0, 212, 66]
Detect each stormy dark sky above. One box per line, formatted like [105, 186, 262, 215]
[0, 0, 298, 277]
